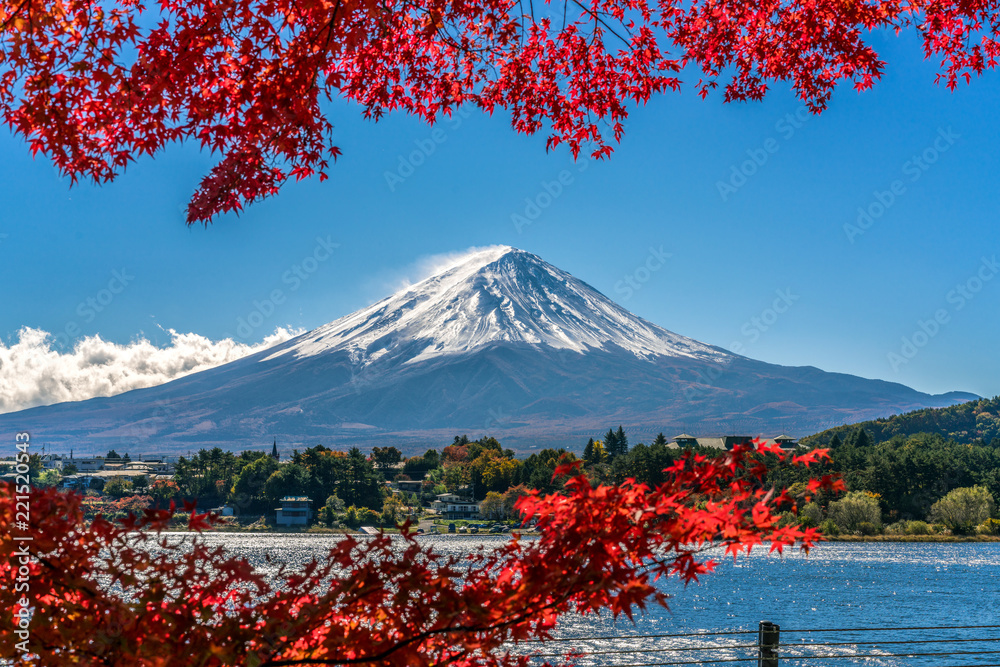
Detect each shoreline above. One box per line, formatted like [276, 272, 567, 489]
[825, 534, 1000, 543]
[167, 527, 1000, 542]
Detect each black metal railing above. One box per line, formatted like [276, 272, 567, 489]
[522, 622, 1000, 666]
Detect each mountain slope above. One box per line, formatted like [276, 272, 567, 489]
[0, 246, 978, 454]
[800, 395, 1000, 447]
[266, 245, 726, 365]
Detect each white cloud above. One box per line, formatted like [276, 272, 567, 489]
[0, 326, 302, 414]
[364, 245, 513, 298]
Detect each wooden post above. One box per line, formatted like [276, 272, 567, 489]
[758, 620, 779, 667]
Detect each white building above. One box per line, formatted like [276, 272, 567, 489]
[432, 493, 480, 520]
[69, 457, 107, 472]
[275, 496, 313, 526]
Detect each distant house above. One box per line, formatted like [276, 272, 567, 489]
[276, 496, 313, 526]
[70, 457, 107, 472]
[668, 434, 798, 450]
[61, 468, 171, 491]
[396, 480, 423, 494]
[432, 493, 480, 520]
[772, 434, 799, 449]
[721, 436, 754, 450]
[672, 434, 699, 448]
[40, 455, 65, 471]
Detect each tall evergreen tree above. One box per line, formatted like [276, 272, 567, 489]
[652, 433, 668, 447]
[604, 429, 619, 458]
[615, 426, 629, 456]
[583, 438, 595, 465]
[845, 428, 873, 449]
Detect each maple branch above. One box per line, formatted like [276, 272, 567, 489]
[0, 0, 30, 32]
[568, 0, 632, 48]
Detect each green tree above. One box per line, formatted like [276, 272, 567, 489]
[103, 477, 134, 497]
[132, 474, 150, 493]
[293, 446, 350, 505]
[844, 428, 872, 449]
[356, 507, 380, 527]
[35, 469, 62, 488]
[230, 455, 280, 512]
[517, 449, 577, 494]
[320, 493, 347, 526]
[828, 491, 882, 533]
[339, 448, 385, 510]
[402, 450, 442, 479]
[264, 463, 312, 504]
[422, 449, 442, 469]
[652, 433, 668, 447]
[26, 454, 44, 483]
[604, 429, 619, 458]
[238, 450, 269, 466]
[930, 485, 996, 534]
[615, 426, 629, 456]
[502, 485, 530, 521]
[371, 446, 402, 473]
[798, 502, 824, 528]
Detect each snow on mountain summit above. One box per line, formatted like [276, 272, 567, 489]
[266, 246, 729, 366]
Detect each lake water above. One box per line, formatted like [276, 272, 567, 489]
[185, 534, 1000, 666]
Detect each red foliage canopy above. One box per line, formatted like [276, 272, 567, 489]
[1, 442, 843, 666]
[0, 0, 997, 222]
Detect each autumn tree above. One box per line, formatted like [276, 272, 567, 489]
[479, 490, 505, 521]
[1, 441, 844, 665]
[1, 0, 997, 223]
[148, 479, 180, 506]
[583, 438, 608, 465]
[380, 493, 408, 526]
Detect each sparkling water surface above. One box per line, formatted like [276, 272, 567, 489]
[179, 534, 1000, 666]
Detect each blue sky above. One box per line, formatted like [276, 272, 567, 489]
[1, 29, 998, 401]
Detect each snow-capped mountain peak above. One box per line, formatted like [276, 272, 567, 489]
[2, 245, 976, 452]
[265, 245, 727, 366]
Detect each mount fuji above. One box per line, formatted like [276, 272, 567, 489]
[0, 246, 976, 453]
